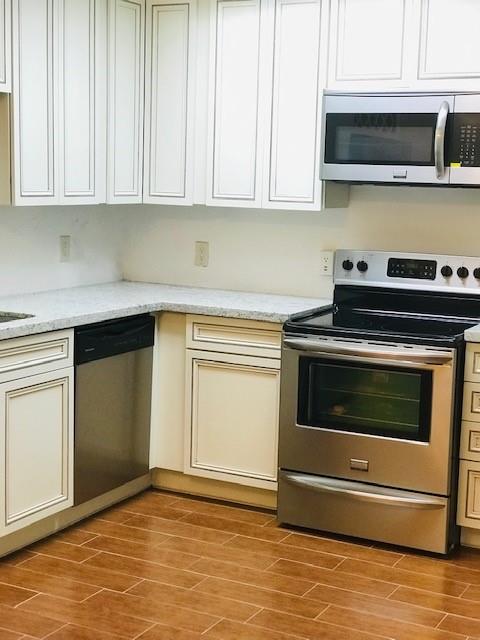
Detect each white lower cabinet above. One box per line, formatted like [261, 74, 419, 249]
[459, 343, 480, 535]
[0, 331, 74, 537]
[458, 460, 480, 528]
[185, 315, 281, 489]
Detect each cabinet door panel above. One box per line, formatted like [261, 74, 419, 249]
[328, 0, 409, 87]
[207, 0, 262, 205]
[418, 0, 480, 85]
[12, 0, 56, 203]
[62, 0, 99, 201]
[0, 369, 73, 535]
[144, 0, 194, 204]
[107, 0, 144, 202]
[0, 0, 11, 92]
[266, 0, 321, 208]
[187, 352, 280, 487]
[458, 460, 480, 528]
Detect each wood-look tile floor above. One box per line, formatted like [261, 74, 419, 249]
[1, 491, 480, 639]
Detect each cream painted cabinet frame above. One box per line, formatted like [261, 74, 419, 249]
[0, 0, 11, 93]
[185, 315, 281, 489]
[0, 367, 74, 536]
[143, 0, 196, 205]
[11, 0, 107, 206]
[107, 0, 145, 203]
[185, 349, 280, 489]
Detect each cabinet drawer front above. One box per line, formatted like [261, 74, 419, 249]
[463, 382, 480, 422]
[461, 421, 480, 463]
[187, 316, 281, 358]
[0, 330, 73, 381]
[458, 459, 480, 528]
[465, 345, 480, 383]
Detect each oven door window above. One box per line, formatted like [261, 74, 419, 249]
[324, 113, 437, 166]
[297, 359, 432, 441]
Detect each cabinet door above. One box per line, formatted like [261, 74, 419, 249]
[415, 0, 480, 90]
[0, 0, 11, 92]
[107, 0, 144, 203]
[264, 0, 322, 210]
[0, 369, 73, 535]
[458, 459, 480, 528]
[327, 0, 414, 90]
[206, 0, 267, 207]
[12, 0, 57, 205]
[59, 0, 107, 204]
[186, 350, 280, 488]
[143, 0, 196, 205]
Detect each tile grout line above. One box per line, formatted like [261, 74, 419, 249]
[200, 616, 225, 636]
[434, 612, 449, 629]
[42, 622, 70, 638]
[13, 591, 41, 609]
[132, 621, 157, 640]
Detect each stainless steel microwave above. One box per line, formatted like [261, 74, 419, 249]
[321, 92, 480, 186]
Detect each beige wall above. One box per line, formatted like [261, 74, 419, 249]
[122, 186, 480, 298]
[0, 205, 128, 297]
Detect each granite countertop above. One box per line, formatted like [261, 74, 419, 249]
[0, 281, 331, 340]
[465, 325, 480, 343]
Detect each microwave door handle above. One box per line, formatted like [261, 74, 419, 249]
[434, 101, 450, 179]
[283, 338, 453, 364]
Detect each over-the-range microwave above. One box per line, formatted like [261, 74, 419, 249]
[320, 92, 480, 186]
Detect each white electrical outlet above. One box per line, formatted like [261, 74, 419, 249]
[59, 235, 71, 262]
[195, 241, 209, 267]
[320, 251, 334, 276]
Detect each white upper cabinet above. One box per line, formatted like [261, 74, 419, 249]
[106, 0, 144, 203]
[12, 0, 56, 205]
[327, 0, 480, 92]
[415, 0, 480, 89]
[264, 0, 322, 210]
[328, 0, 413, 90]
[0, 1, 11, 92]
[206, 0, 265, 207]
[12, 0, 107, 206]
[206, 0, 324, 210]
[143, 0, 196, 205]
[60, 0, 107, 204]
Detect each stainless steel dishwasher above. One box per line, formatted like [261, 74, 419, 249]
[74, 314, 155, 506]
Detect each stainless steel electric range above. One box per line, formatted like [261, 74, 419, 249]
[278, 250, 480, 554]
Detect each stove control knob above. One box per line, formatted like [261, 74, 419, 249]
[342, 259, 354, 271]
[441, 265, 453, 278]
[357, 260, 368, 273]
[457, 266, 470, 280]
[474, 268, 480, 280]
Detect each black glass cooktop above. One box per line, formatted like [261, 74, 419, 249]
[285, 286, 480, 347]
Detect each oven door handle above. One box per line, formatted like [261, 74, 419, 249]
[434, 101, 449, 179]
[283, 338, 453, 364]
[282, 472, 446, 510]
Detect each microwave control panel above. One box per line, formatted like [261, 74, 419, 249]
[451, 114, 480, 167]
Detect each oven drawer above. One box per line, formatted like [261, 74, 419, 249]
[460, 421, 480, 462]
[465, 345, 480, 383]
[463, 382, 480, 422]
[278, 470, 451, 554]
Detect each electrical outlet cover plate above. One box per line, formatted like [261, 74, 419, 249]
[320, 251, 333, 276]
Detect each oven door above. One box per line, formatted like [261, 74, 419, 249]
[280, 336, 456, 496]
[321, 94, 454, 184]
